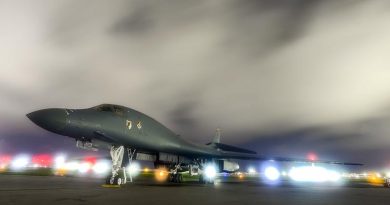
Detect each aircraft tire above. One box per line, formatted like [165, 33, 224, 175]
[174, 174, 183, 183]
[199, 175, 206, 184]
[116, 177, 123, 185]
[207, 179, 215, 185]
[385, 178, 390, 188]
[105, 176, 111, 185]
[168, 173, 174, 182]
[173, 174, 179, 183]
[178, 174, 183, 183]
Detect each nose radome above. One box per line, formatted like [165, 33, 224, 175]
[27, 108, 67, 134]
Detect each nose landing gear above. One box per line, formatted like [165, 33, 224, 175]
[105, 145, 136, 186]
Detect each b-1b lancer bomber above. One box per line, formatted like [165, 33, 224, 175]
[27, 104, 362, 185]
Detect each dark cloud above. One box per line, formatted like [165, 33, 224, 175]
[1, 0, 390, 169]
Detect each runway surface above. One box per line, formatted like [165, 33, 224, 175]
[0, 175, 389, 205]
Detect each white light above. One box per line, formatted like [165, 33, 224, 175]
[65, 161, 79, 171]
[264, 166, 280, 181]
[10, 155, 30, 170]
[54, 155, 66, 168]
[288, 166, 341, 182]
[127, 162, 141, 176]
[93, 160, 111, 175]
[248, 167, 256, 174]
[205, 164, 217, 179]
[327, 170, 341, 182]
[78, 162, 91, 173]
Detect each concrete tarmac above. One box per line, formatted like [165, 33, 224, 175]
[0, 175, 389, 205]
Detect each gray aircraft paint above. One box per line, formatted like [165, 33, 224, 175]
[27, 104, 362, 165]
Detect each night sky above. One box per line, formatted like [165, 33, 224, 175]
[1, 0, 390, 170]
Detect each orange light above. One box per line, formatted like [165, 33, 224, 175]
[144, 168, 149, 172]
[0, 164, 6, 172]
[367, 172, 384, 185]
[155, 169, 168, 182]
[55, 168, 67, 176]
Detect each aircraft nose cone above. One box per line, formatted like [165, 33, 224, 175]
[27, 109, 68, 133]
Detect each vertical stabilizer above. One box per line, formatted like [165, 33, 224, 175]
[213, 128, 221, 144]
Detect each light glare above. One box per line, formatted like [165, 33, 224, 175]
[92, 160, 110, 174]
[78, 162, 91, 173]
[10, 155, 30, 170]
[127, 162, 141, 176]
[54, 155, 66, 168]
[264, 166, 280, 181]
[248, 167, 256, 174]
[288, 166, 341, 182]
[205, 164, 217, 179]
[65, 161, 79, 171]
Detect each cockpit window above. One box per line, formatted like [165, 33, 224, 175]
[112, 106, 124, 115]
[95, 105, 113, 112]
[94, 104, 124, 115]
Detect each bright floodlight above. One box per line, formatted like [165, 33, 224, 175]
[248, 167, 256, 174]
[205, 164, 217, 179]
[264, 166, 280, 181]
[127, 162, 141, 176]
[78, 162, 91, 173]
[327, 170, 341, 182]
[92, 160, 111, 175]
[54, 154, 66, 168]
[65, 161, 79, 171]
[10, 155, 30, 170]
[288, 166, 341, 182]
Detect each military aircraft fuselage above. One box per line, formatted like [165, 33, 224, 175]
[27, 104, 219, 158]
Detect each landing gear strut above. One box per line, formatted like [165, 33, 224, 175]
[385, 178, 390, 188]
[166, 163, 184, 183]
[126, 148, 136, 183]
[106, 145, 125, 185]
[106, 145, 137, 185]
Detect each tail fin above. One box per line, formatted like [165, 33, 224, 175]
[212, 128, 221, 144]
[207, 128, 257, 154]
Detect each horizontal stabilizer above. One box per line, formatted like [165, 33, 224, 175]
[213, 143, 257, 154]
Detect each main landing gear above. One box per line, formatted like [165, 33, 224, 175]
[166, 163, 184, 183]
[384, 178, 390, 188]
[105, 145, 136, 186]
[167, 173, 184, 183]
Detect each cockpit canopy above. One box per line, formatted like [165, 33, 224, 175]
[93, 104, 125, 115]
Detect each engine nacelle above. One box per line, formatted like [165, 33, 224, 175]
[217, 160, 240, 172]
